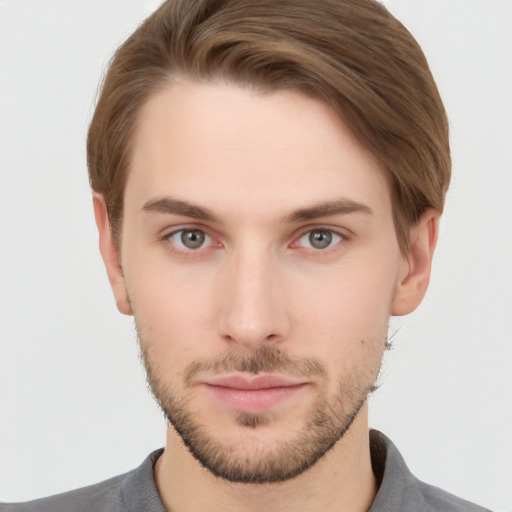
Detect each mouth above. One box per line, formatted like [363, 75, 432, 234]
[201, 374, 310, 414]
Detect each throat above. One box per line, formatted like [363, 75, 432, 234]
[154, 408, 377, 512]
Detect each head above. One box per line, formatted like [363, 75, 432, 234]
[88, 0, 450, 253]
[89, 0, 449, 484]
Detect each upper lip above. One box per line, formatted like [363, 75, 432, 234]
[202, 374, 308, 390]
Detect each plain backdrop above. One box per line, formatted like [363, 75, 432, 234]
[0, 1, 510, 510]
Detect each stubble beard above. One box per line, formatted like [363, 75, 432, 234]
[138, 335, 384, 484]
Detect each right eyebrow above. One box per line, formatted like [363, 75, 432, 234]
[142, 197, 219, 222]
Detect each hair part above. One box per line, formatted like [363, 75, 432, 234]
[87, 0, 450, 253]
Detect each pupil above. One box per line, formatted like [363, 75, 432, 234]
[309, 230, 332, 249]
[181, 230, 205, 249]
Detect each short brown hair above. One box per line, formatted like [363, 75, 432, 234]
[87, 0, 450, 252]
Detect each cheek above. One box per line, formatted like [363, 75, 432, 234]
[291, 257, 397, 335]
[288, 258, 396, 378]
[122, 251, 219, 364]
[124, 234, 212, 314]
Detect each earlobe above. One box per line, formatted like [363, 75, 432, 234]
[92, 194, 133, 316]
[391, 209, 440, 316]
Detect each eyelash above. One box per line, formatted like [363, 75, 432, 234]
[162, 228, 219, 256]
[161, 226, 348, 256]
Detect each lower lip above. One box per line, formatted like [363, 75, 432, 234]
[204, 384, 308, 414]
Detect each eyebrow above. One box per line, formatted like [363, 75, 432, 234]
[142, 196, 373, 223]
[283, 199, 373, 223]
[142, 197, 218, 222]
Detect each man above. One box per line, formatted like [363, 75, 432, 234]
[0, 0, 492, 510]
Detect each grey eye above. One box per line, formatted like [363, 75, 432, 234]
[298, 229, 342, 250]
[169, 229, 210, 250]
[181, 229, 205, 249]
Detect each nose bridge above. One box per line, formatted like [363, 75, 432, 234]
[217, 240, 289, 349]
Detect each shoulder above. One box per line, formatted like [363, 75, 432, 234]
[410, 479, 492, 512]
[0, 449, 165, 512]
[369, 430, 491, 512]
[0, 473, 128, 512]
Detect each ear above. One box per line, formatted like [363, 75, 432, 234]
[391, 209, 440, 316]
[93, 194, 132, 316]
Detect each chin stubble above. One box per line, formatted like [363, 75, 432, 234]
[139, 341, 382, 484]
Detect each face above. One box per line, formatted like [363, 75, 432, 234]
[113, 80, 410, 483]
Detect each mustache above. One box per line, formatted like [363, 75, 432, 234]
[184, 345, 326, 386]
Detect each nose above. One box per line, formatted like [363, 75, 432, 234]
[216, 246, 290, 351]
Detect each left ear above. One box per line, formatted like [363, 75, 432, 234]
[391, 209, 440, 316]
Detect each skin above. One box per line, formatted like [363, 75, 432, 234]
[94, 79, 439, 512]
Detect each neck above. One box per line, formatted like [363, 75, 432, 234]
[154, 404, 377, 512]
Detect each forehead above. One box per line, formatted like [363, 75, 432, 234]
[126, 79, 391, 221]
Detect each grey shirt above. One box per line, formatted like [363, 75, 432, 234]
[1, 431, 491, 511]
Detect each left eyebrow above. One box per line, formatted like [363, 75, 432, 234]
[283, 199, 373, 223]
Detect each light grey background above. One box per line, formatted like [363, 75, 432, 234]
[0, 1, 510, 510]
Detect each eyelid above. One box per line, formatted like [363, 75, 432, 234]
[290, 225, 351, 251]
[158, 223, 350, 254]
[159, 222, 213, 240]
[160, 225, 222, 254]
[170, 229, 211, 250]
[292, 224, 352, 240]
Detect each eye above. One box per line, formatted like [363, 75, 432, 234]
[168, 229, 212, 250]
[298, 229, 343, 250]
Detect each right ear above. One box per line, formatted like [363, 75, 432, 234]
[92, 194, 132, 316]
